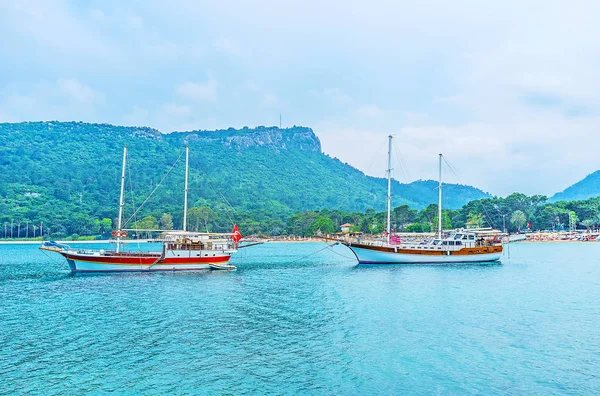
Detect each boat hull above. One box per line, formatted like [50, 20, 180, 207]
[61, 252, 232, 273]
[347, 245, 502, 264]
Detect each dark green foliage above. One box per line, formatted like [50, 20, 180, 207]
[0, 121, 491, 238]
[287, 194, 600, 236]
[309, 217, 335, 235]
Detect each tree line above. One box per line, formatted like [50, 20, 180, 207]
[3, 192, 600, 240]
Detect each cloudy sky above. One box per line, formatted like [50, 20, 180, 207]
[1, 0, 598, 196]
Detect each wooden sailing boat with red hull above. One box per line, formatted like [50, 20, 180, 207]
[40, 146, 242, 273]
[342, 136, 503, 264]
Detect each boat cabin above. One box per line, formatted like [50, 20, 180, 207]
[400, 230, 500, 251]
[162, 231, 237, 254]
[430, 232, 479, 248]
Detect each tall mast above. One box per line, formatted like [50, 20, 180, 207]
[386, 135, 392, 244]
[438, 153, 442, 239]
[117, 145, 127, 253]
[183, 146, 189, 232]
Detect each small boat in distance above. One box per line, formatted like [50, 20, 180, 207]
[342, 136, 503, 264]
[40, 146, 242, 273]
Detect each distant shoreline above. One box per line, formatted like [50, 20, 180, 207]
[0, 238, 316, 245]
[0, 240, 153, 245]
[1, 239, 597, 245]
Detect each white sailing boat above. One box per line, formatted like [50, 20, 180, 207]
[342, 136, 503, 264]
[41, 146, 241, 273]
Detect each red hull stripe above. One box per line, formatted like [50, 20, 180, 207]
[63, 254, 230, 265]
[162, 256, 230, 264]
[75, 268, 213, 273]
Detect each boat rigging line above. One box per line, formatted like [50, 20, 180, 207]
[363, 138, 388, 177]
[441, 155, 461, 181]
[126, 157, 144, 259]
[391, 138, 412, 182]
[122, 148, 186, 228]
[219, 193, 238, 227]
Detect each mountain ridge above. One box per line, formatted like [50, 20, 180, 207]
[0, 121, 491, 234]
[551, 170, 600, 202]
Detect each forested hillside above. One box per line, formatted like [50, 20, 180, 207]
[551, 171, 600, 202]
[0, 121, 490, 238]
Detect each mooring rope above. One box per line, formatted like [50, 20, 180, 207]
[326, 244, 356, 260]
[40, 249, 66, 266]
[289, 242, 344, 263]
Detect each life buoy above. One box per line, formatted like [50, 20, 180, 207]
[111, 230, 128, 238]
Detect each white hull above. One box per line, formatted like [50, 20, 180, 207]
[67, 259, 215, 273]
[348, 246, 502, 264]
[57, 249, 235, 273]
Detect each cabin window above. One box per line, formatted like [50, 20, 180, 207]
[448, 241, 455, 246]
[442, 241, 448, 245]
[468, 235, 475, 240]
[454, 234, 462, 240]
[456, 241, 462, 246]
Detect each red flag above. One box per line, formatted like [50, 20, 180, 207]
[231, 224, 242, 243]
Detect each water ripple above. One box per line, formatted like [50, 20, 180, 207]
[1, 242, 599, 394]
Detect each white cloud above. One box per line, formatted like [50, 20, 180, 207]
[321, 88, 351, 105]
[89, 8, 106, 21]
[357, 105, 384, 118]
[128, 15, 143, 29]
[246, 80, 258, 91]
[0, 1, 121, 61]
[262, 93, 279, 106]
[0, 79, 106, 124]
[3, 0, 600, 197]
[161, 103, 191, 116]
[122, 106, 150, 127]
[214, 38, 241, 56]
[59, 79, 104, 104]
[175, 79, 217, 102]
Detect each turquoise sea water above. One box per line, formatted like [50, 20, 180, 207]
[1, 242, 599, 394]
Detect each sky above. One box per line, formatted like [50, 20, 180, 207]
[1, 0, 599, 197]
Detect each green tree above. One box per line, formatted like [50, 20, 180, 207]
[405, 223, 423, 233]
[187, 206, 216, 232]
[287, 211, 319, 236]
[510, 210, 526, 232]
[393, 205, 418, 229]
[94, 218, 112, 236]
[582, 218, 594, 231]
[418, 204, 438, 225]
[137, 215, 158, 229]
[432, 212, 452, 230]
[159, 213, 174, 230]
[309, 217, 334, 236]
[137, 215, 158, 238]
[569, 211, 578, 231]
[466, 212, 484, 228]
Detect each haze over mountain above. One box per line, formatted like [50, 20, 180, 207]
[2, 2, 600, 197]
[0, 121, 491, 234]
[551, 171, 600, 202]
